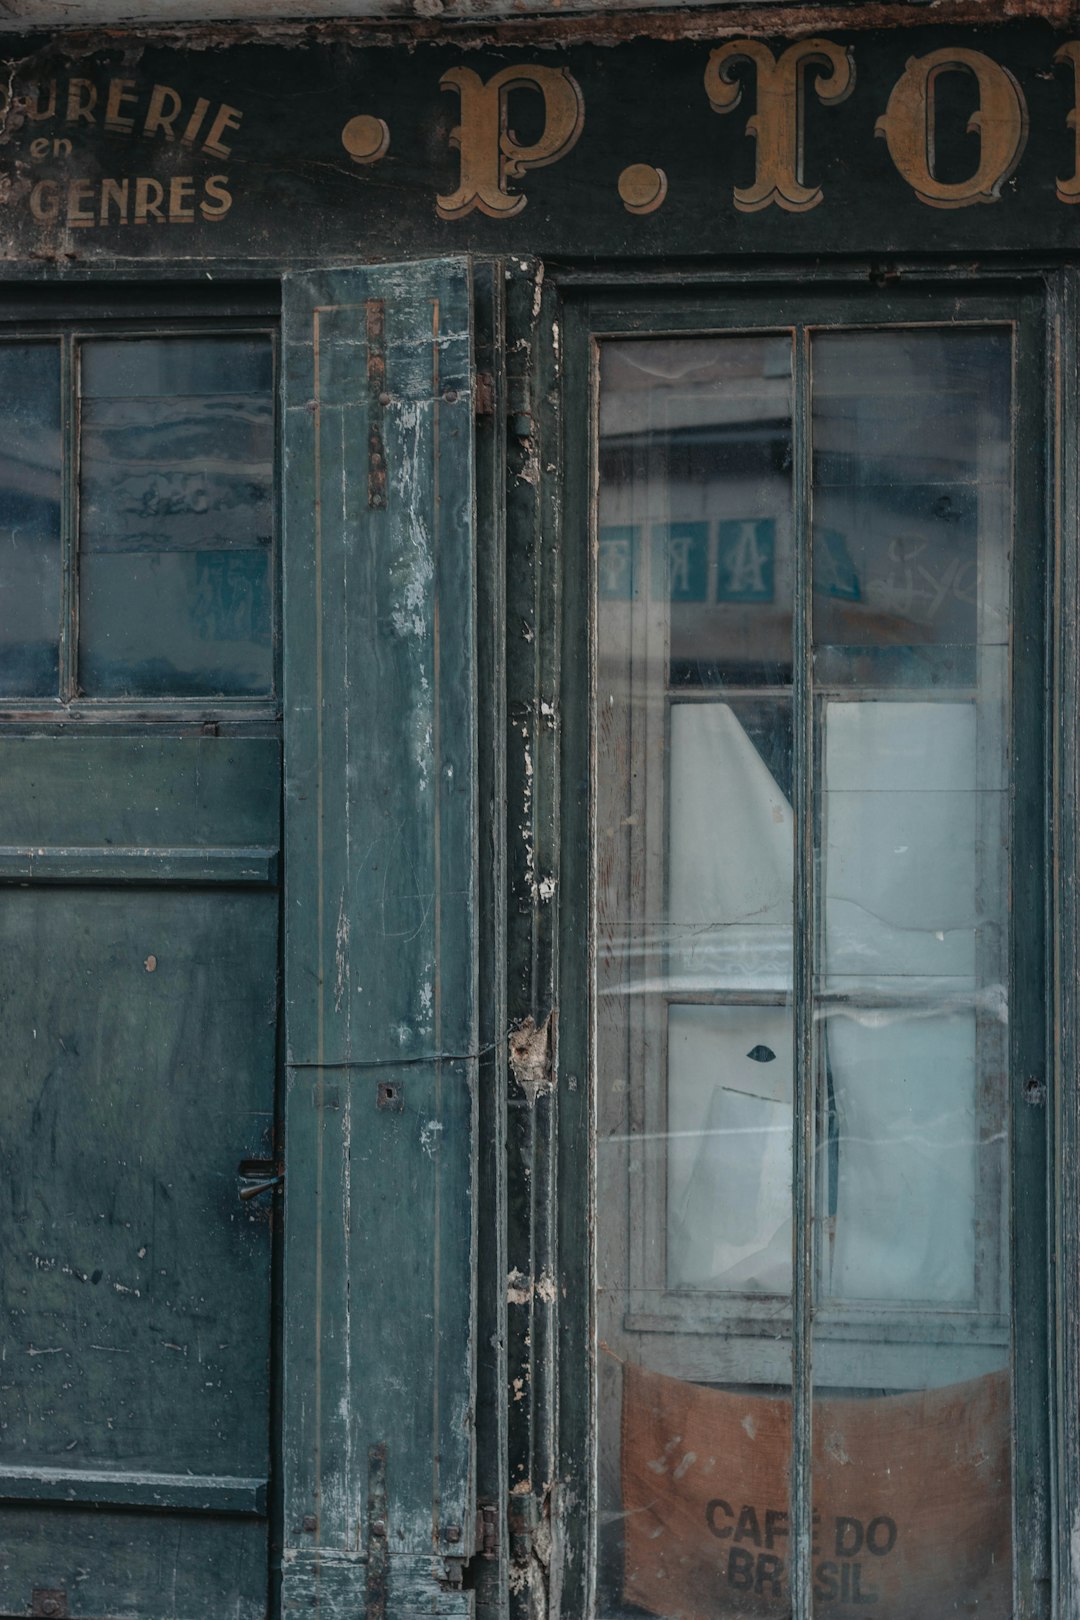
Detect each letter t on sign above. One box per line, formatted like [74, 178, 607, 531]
[1056, 43, 1080, 203]
[437, 65, 585, 220]
[705, 39, 855, 213]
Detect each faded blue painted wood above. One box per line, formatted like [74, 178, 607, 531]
[281, 259, 478, 1620]
[0, 1466, 267, 1513]
[0, 737, 280, 1620]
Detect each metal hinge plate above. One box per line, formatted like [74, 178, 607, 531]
[476, 1500, 499, 1559]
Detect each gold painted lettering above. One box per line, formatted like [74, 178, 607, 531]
[65, 78, 97, 126]
[203, 103, 243, 158]
[1055, 43, 1080, 203]
[23, 82, 56, 122]
[181, 97, 211, 148]
[66, 179, 95, 226]
[105, 79, 138, 134]
[437, 64, 585, 220]
[144, 83, 182, 141]
[100, 178, 130, 224]
[200, 174, 233, 220]
[29, 179, 59, 223]
[704, 39, 854, 213]
[134, 175, 166, 224]
[875, 48, 1028, 208]
[29, 137, 50, 160]
[169, 175, 196, 221]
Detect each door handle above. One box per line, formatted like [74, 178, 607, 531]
[240, 1176, 283, 1201]
[237, 1158, 284, 1200]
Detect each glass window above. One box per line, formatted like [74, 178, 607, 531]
[0, 342, 62, 697]
[595, 324, 1015, 1619]
[78, 335, 274, 698]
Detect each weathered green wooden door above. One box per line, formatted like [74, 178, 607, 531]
[0, 262, 477, 1620]
[280, 258, 479, 1620]
[0, 325, 281, 1618]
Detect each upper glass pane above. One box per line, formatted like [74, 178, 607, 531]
[812, 330, 1010, 686]
[599, 336, 794, 688]
[78, 335, 274, 699]
[0, 342, 62, 698]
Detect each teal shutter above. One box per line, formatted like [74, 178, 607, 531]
[281, 261, 478, 1620]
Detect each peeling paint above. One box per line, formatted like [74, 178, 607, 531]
[508, 1482, 557, 1620]
[419, 1116, 443, 1157]
[506, 1267, 532, 1305]
[334, 891, 350, 1015]
[3, 2, 1075, 53]
[506, 1266, 557, 1304]
[509, 1011, 554, 1103]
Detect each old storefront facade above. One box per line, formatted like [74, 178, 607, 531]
[0, 3, 1077, 1618]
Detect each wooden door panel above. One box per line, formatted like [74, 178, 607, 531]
[0, 887, 276, 1474]
[0, 1508, 269, 1620]
[0, 737, 280, 1619]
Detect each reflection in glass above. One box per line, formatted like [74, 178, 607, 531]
[0, 343, 62, 697]
[667, 1003, 793, 1294]
[78, 335, 274, 698]
[595, 335, 794, 1617]
[595, 324, 1015, 1620]
[811, 331, 1011, 1615]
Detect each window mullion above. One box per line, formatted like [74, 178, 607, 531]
[791, 321, 815, 1620]
[60, 333, 77, 703]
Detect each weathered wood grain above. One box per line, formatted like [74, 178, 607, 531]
[281, 258, 478, 1619]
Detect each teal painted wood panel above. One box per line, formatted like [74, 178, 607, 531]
[0, 1509, 269, 1620]
[0, 735, 280, 847]
[281, 259, 478, 1613]
[0, 887, 276, 1475]
[0, 737, 281, 1619]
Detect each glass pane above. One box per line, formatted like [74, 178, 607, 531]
[812, 330, 1009, 686]
[0, 343, 62, 697]
[811, 331, 1012, 1618]
[594, 334, 794, 1619]
[78, 335, 274, 698]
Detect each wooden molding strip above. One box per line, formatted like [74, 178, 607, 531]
[0, 1466, 268, 1515]
[0, 846, 279, 884]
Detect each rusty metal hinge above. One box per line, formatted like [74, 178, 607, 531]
[474, 371, 495, 419]
[476, 1500, 500, 1559]
[367, 1443, 389, 1620]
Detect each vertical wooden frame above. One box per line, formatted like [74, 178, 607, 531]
[551, 273, 1055, 1620]
[281, 259, 479, 1620]
[1051, 265, 1079, 1620]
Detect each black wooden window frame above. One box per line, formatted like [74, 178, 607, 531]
[539, 266, 1058, 1620]
[0, 283, 282, 724]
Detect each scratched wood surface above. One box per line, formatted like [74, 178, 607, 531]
[281, 258, 477, 1619]
[0, 733, 281, 1619]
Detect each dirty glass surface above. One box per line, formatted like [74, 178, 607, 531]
[594, 326, 1013, 1619]
[0, 342, 62, 697]
[809, 332, 1011, 1619]
[78, 335, 274, 697]
[594, 335, 795, 1614]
